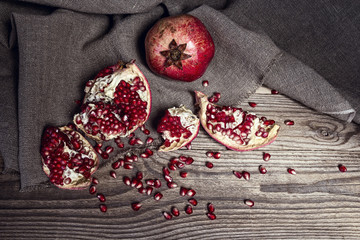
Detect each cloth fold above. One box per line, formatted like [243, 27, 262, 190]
[1, 0, 359, 191]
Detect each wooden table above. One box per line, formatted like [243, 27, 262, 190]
[1, 87, 359, 239]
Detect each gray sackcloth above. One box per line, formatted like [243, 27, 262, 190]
[0, 0, 358, 191]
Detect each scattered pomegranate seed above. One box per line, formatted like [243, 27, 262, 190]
[206, 151, 214, 157]
[242, 171, 250, 180]
[259, 165, 267, 174]
[263, 152, 271, 161]
[233, 171, 242, 179]
[146, 137, 154, 144]
[187, 189, 196, 197]
[271, 89, 279, 94]
[284, 119, 295, 125]
[97, 193, 106, 202]
[162, 167, 170, 176]
[167, 182, 178, 189]
[136, 171, 143, 180]
[248, 102, 257, 108]
[287, 168, 296, 175]
[89, 185, 97, 194]
[163, 211, 172, 220]
[176, 161, 185, 169]
[101, 152, 109, 159]
[205, 161, 214, 168]
[124, 163, 133, 169]
[116, 142, 124, 148]
[91, 177, 99, 185]
[188, 198, 198, 206]
[164, 175, 173, 183]
[168, 163, 177, 171]
[207, 203, 215, 213]
[110, 171, 117, 178]
[143, 129, 150, 135]
[123, 176, 131, 186]
[145, 179, 154, 186]
[207, 212, 216, 220]
[213, 92, 221, 99]
[99, 204, 107, 213]
[145, 148, 153, 156]
[112, 160, 121, 169]
[214, 152, 221, 159]
[140, 153, 149, 158]
[171, 207, 180, 216]
[338, 164, 347, 172]
[185, 205, 193, 214]
[146, 187, 153, 195]
[180, 171, 188, 178]
[180, 187, 188, 196]
[105, 146, 114, 154]
[154, 179, 161, 188]
[185, 157, 194, 165]
[154, 192, 163, 201]
[244, 199, 254, 207]
[185, 143, 192, 150]
[131, 202, 142, 211]
[202, 80, 209, 87]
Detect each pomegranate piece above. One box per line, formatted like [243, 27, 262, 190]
[154, 192, 163, 201]
[195, 91, 280, 151]
[207, 203, 215, 213]
[171, 207, 180, 217]
[179, 171, 188, 178]
[110, 171, 117, 179]
[233, 171, 242, 179]
[40, 126, 99, 190]
[207, 212, 216, 220]
[338, 164, 347, 172]
[73, 61, 152, 142]
[185, 205, 193, 214]
[89, 185, 97, 194]
[157, 105, 200, 152]
[263, 152, 271, 161]
[188, 198, 198, 206]
[242, 171, 251, 181]
[259, 165, 267, 174]
[131, 202, 142, 211]
[145, 14, 215, 82]
[99, 204, 107, 213]
[163, 211, 173, 220]
[202, 80, 209, 87]
[97, 193, 106, 202]
[91, 177, 99, 185]
[205, 161, 214, 169]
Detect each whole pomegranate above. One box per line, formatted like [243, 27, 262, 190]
[40, 126, 99, 189]
[145, 14, 215, 82]
[195, 91, 280, 151]
[74, 61, 152, 142]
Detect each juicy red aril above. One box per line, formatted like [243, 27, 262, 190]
[180, 171, 188, 178]
[338, 164, 347, 172]
[163, 211, 172, 220]
[187, 189, 196, 197]
[163, 167, 170, 176]
[206, 161, 214, 169]
[271, 89, 279, 94]
[171, 207, 180, 216]
[140, 153, 149, 158]
[233, 171, 242, 179]
[180, 187, 188, 196]
[185, 205, 193, 214]
[145, 148, 153, 156]
[154, 179, 161, 188]
[185, 157, 194, 165]
[168, 163, 177, 171]
[179, 155, 187, 162]
[97, 193, 106, 202]
[185, 143, 192, 150]
[214, 152, 221, 159]
[284, 120, 295, 125]
[89, 185, 97, 194]
[99, 204, 107, 213]
[145, 179, 154, 186]
[146, 186, 153, 195]
[164, 175, 173, 183]
[105, 146, 114, 154]
[124, 163, 133, 169]
[213, 92, 221, 99]
[259, 165, 267, 174]
[91, 177, 99, 185]
[207, 212, 216, 220]
[207, 203, 215, 213]
[202, 80, 209, 87]
[263, 152, 271, 161]
[244, 199, 254, 207]
[154, 192, 163, 201]
[110, 171, 117, 178]
[176, 162, 185, 169]
[101, 152, 109, 159]
[112, 161, 121, 169]
[131, 202, 142, 211]
[188, 198, 198, 206]
[136, 171, 143, 180]
[146, 137, 154, 144]
[242, 171, 250, 180]
[167, 182, 178, 188]
[123, 176, 131, 186]
[142, 129, 150, 135]
[248, 102, 257, 108]
[138, 187, 146, 194]
[287, 168, 296, 175]
[206, 151, 214, 157]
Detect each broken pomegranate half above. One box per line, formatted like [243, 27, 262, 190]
[157, 105, 200, 152]
[74, 61, 151, 142]
[40, 126, 99, 189]
[195, 91, 280, 151]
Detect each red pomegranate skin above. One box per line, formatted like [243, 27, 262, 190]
[145, 14, 215, 82]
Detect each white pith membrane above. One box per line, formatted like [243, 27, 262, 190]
[41, 126, 99, 190]
[158, 105, 200, 152]
[73, 62, 151, 142]
[195, 91, 280, 151]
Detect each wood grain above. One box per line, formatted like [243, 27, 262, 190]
[1, 87, 359, 239]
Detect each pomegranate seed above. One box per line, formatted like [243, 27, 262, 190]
[205, 161, 214, 169]
[271, 89, 279, 94]
[214, 152, 221, 159]
[244, 199, 254, 207]
[168, 163, 177, 171]
[164, 175, 173, 183]
[140, 153, 149, 158]
[146, 186, 153, 195]
[188, 198, 198, 206]
[145, 179, 154, 186]
[163, 167, 170, 176]
[176, 162, 185, 169]
[167, 182, 178, 188]
[97, 193, 106, 202]
[123, 176, 131, 186]
[101, 152, 109, 159]
[116, 142, 124, 148]
[207, 203, 215, 213]
[105, 146, 114, 154]
[187, 189, 196, 197]
[263, 152, 271, 161]
[91, 177, 99, 185]
[338, 164, 347, 172]
[171, 207, 180, 216]
[179, 156, 187, 162]
[124, 163, 133, 169]
[136, 171, 143, 180]
[180, 171, 188, 178]
[99, 204, 107, 213]
[284, 119, 295, 125]
[206, 151, 214, 157]
[185, 157, 194, 165]
[248, 102, 257, 108]
[89, 185, 97, 194]
[145, 148, 153, 156]
[154, 179, 162, 188]
[202, 80, 209, 87]
[138, 187, 146, 194]
[131, 202, 142, 211]
[146, 137, 154, 144]
[110, 171, 117, 178]
[143, 129, 150, 135]
[213, 92, 221, 99]
[163, 211, 172, 220]
[185, 143, 192, 150]
[207, 212, 216, 220]
[131, 178, 139, 188]
[112, 161, 121, 169]
[154, 192, 163, 201]
[287, 168, 296, 175]
[242, 171, 250, 180]
[259, 165, 267, 174]
[233, 171, 242, 179]
[185, 205, 193, 214]
[180, 187, 188, 196]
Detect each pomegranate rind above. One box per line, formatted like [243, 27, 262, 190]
[195, 91, 280, 151]
[74, 61, 152, 142]
[158, 105, 200, 152]
[41, 126, 99, 190]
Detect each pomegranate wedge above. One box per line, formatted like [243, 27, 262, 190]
[74, 61, 151, 142]
[157, 105, 200, 152]
[195, 91, 280, 151]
